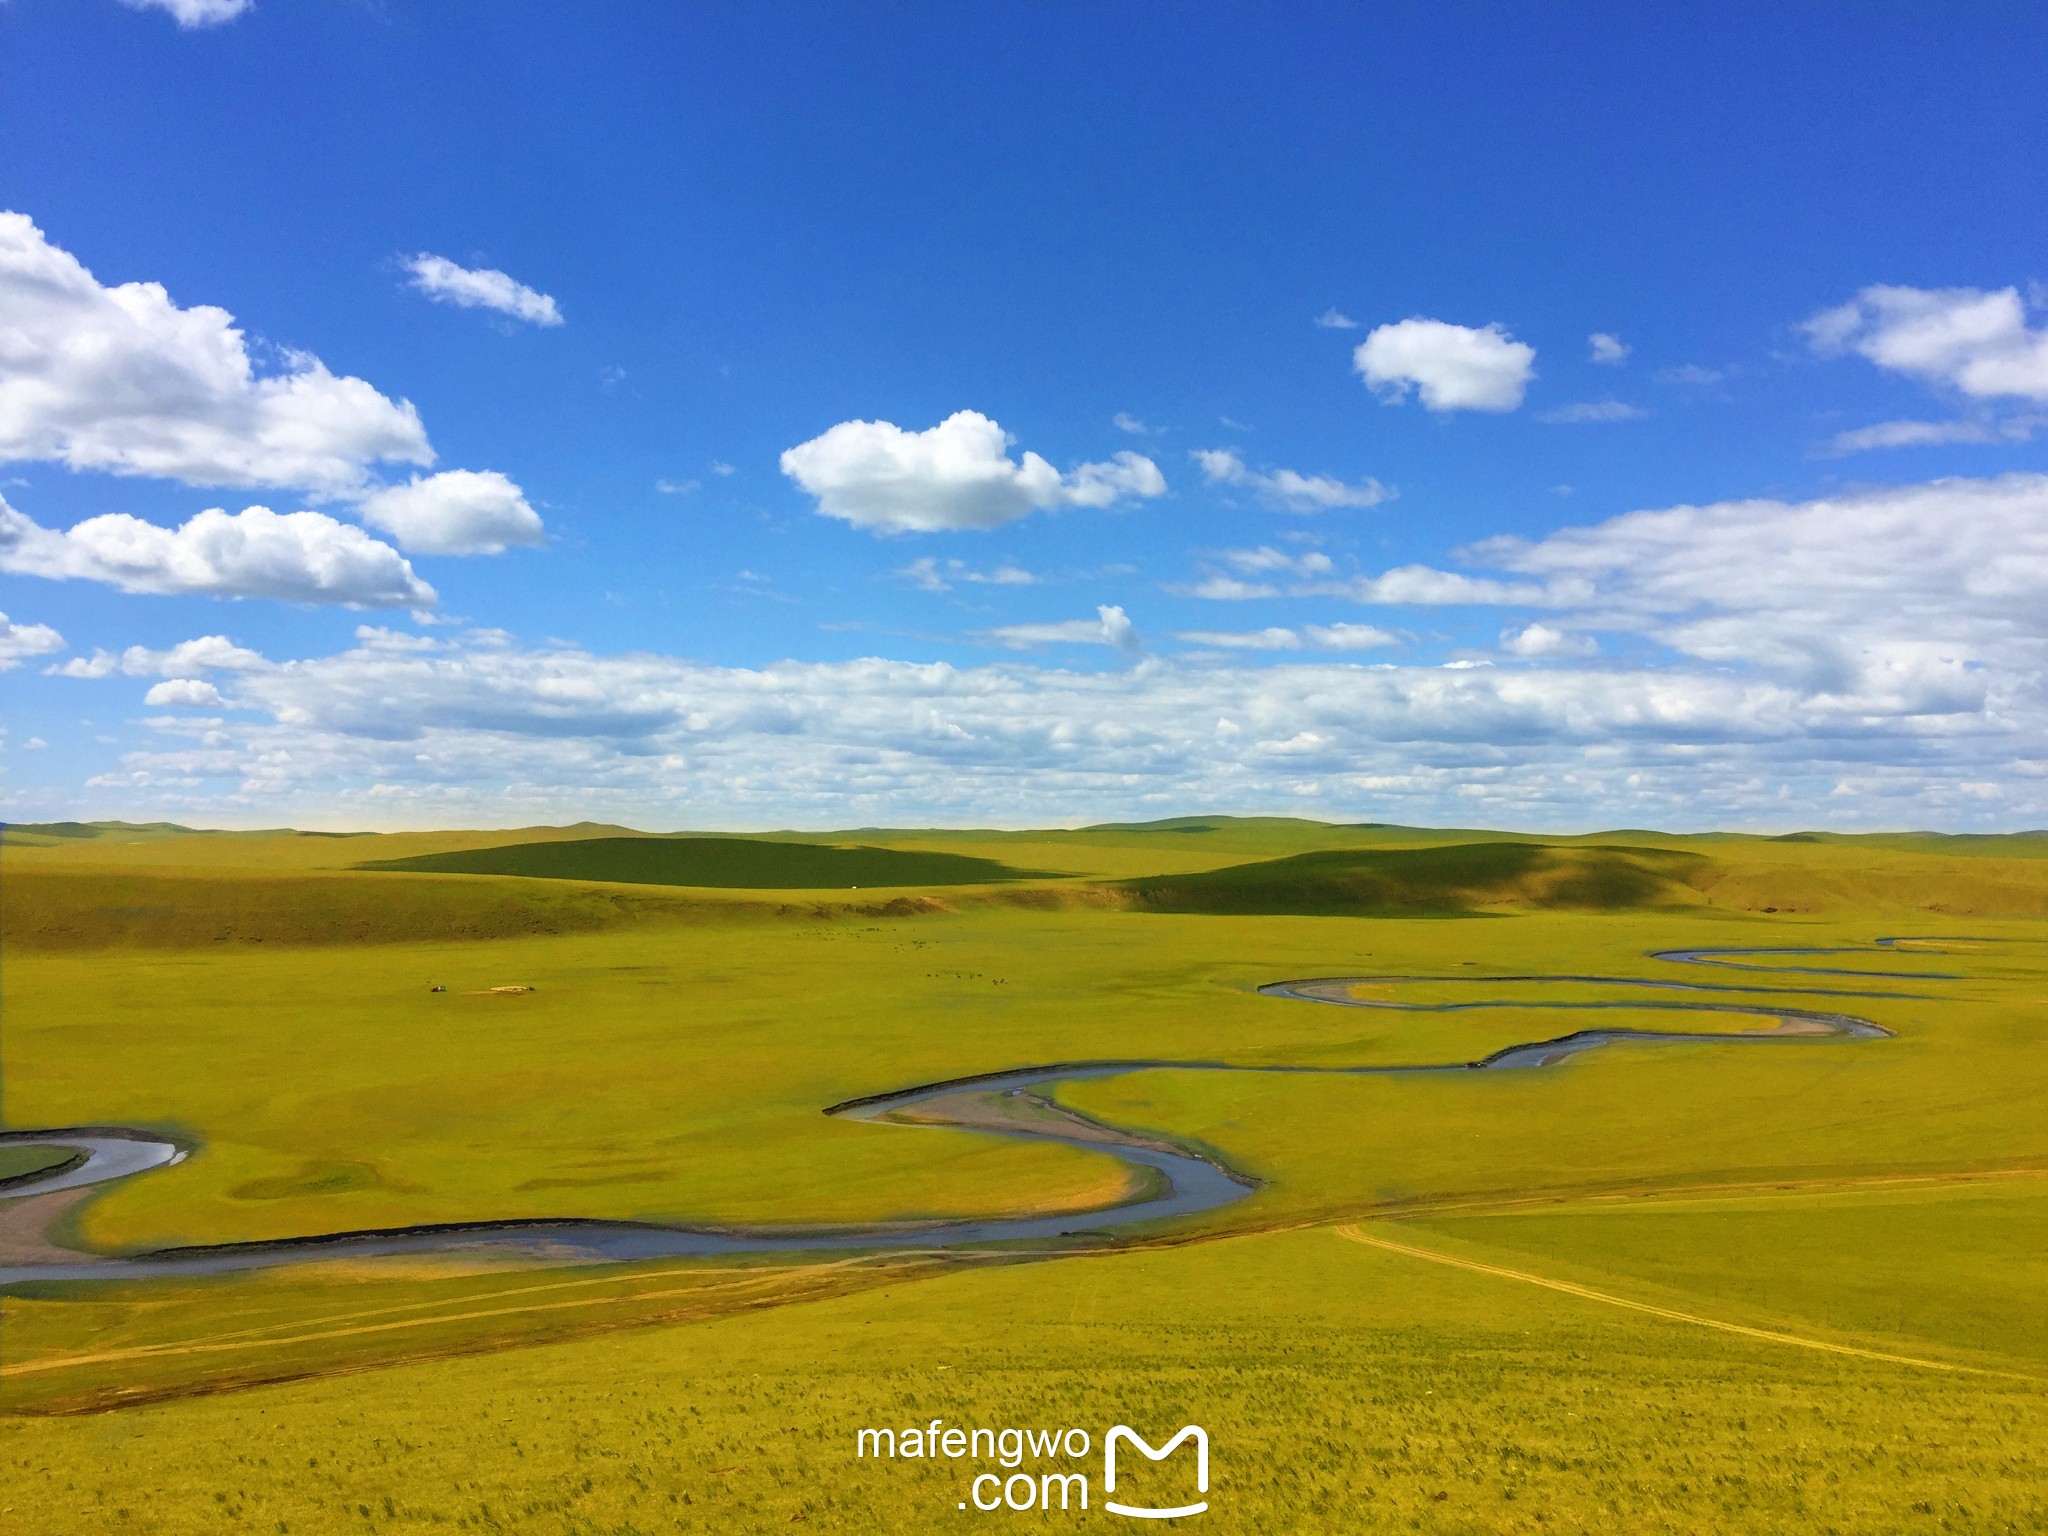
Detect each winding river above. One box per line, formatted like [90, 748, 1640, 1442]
[0, 942, 1947, 1286]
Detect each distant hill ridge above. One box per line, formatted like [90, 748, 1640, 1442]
[8, 812, 2048, 848]
[358, 835, 1057, 890]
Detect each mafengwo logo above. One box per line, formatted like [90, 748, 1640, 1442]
[1104, 1426, 1209, 1518]
[856, 1419, 1209, 1517]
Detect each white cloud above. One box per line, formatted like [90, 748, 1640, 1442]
[1303, 623, 1397, 651]
[1658, 364, 1728, 386]
[1193, 449, 1393, 511]
[656, 478, 700, 495]
[1502, 622, 1598, 658]
[0, 212, 431, 494]
[1353, 318, 1535, 412]
[402, 255, 563, 328]
[49, 634, 270, 679]
[1806, 285, 2048, 401]
[1303, 566, 1559, 606]
[1177, 624, 1391, 654]
[1112, 412, 1152, 435]
[1065, 453, 1168, 508]
[1469, 472, 2048, 706]
[898, 557, 1036, 592]
[355, 470, 544, 555]
[1536, 400, 1647, 424]
[119, 0, 252, 26]
[1220, 546, 1335, 577]
[1171, 575, 1278, 601]
[1176, 627, 1302, 651]
[69, 533, 2048, 827]
[984, 605, 1140, 654]
[710, 461, 737, 477]
[1177, 545, 1564, 609]
[29, 453, 2048, 830]
[0, 611, 63, 671]
[0, 493, 434, 607]
[1820, 418, 2031, 456]
[1170, 546, 1335, 600]
[144, 678, 227, 708]
[1314, 309, 1359, 330]
[780, 411, 1166, 533]
[1589, 333, 1630, 364]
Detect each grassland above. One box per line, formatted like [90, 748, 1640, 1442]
[0, 1146, 78, 1186]
[3, 818, 2046, 1532]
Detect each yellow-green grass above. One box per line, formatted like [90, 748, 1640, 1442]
[4, 848, 2045, 1254]
[0, 1249, 962, 1415]
[6, 1221, 2047, 1534]
[1399, 1174, 2048, 1368]
[19, 896, 2044, 1255]
[1051, 945, 2048, 1228]
[5, 825, 2048, 1532]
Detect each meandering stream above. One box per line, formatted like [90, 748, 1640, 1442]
[0, 942, 1942, 1285]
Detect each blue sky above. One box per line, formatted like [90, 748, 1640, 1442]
[2, 1, 2046, 829]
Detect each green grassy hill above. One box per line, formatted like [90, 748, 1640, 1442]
[1117, 841, 1708, 916]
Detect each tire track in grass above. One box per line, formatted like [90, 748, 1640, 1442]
[0, 1254, 912, 1377]
[1334, 1223, 2043, 1382]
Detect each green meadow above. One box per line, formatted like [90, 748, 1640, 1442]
[3, 819, 2046, 1533]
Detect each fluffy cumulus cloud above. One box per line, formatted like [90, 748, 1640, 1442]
[780, 411, 1165, 532]
[1353, 318, 1535, 412]
[0, 213, 431, 494]
[1501, 622, 1598, 659]
[984, 605, 1140, 655]
[119, 0, 252, 26]
[1589, 333, 1630, 364]
[1306, 623, 1399, 651]
[402, 255, 563, 328]
[1807, 285, 2048, 401]
[0, 611, 63, 671]
[1193, 449, 1393, 511]
[0, 494, 433, 607]
[356, 470, 545, 555]
[0, 216, 544, 574]
[144, 678, 227, 708]
[49, 633, 270, 679]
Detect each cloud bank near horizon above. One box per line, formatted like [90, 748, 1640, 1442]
[40, 473, 2048, 831]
